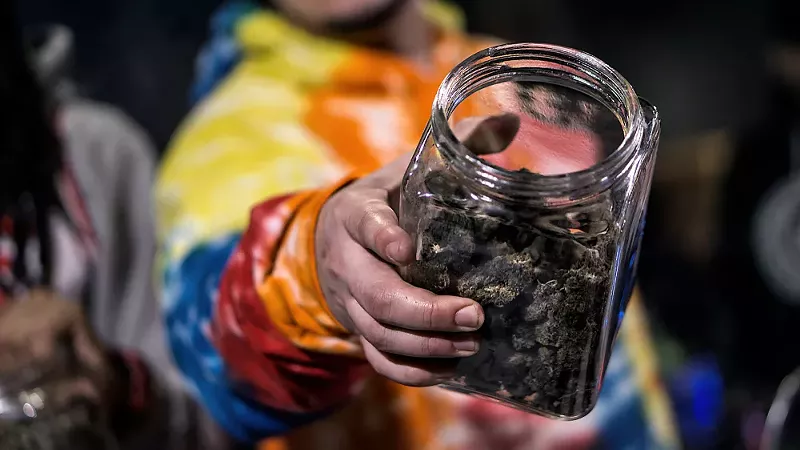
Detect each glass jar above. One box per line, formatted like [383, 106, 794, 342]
[399, 43, 660, 420]
[0, 342, 117, 450]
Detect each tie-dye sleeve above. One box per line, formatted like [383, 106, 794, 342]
[155, 92, 375, 440]
[212, 178, 373, 435]
[160, 171, 372, 443]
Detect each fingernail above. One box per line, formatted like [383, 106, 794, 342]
[454, 305, 482, 329]
[453, 339, 479, 354]
[385, 241, 403, 265]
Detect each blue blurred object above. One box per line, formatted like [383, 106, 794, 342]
[668, 356, 724, 447]
[190, 1, 257, 105]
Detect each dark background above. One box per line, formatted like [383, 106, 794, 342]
[15, 0, 220, 150]
[14, 0, 781, 150]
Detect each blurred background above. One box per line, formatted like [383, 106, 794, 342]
[12, 0, 800, 448]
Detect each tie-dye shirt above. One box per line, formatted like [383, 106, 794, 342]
[156, 3, 680, 449]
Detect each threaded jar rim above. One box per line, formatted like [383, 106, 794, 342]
[431, 43, 656, 203]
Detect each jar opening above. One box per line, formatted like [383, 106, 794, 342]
[432, 43, 650, 202]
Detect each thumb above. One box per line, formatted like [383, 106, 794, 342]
[364, 113, 521, 190]
[453, 113, 521, 155]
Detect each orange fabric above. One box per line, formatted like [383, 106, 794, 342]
[257, 174, 363, 354]
[304, 33, 497, 173]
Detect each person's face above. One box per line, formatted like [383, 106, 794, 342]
[273, 0, 409, 32]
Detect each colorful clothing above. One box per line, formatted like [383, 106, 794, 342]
[157, 3, 680, 449]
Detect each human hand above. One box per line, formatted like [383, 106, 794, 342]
[316, 114, 520, 386]
[0, 289, 113, 405]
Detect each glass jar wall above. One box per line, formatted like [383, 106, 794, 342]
[399, 43, 660, 420]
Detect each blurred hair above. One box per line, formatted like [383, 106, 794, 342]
[0, 0, 62, 283]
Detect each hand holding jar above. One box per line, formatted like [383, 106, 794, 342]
[315, 114, 521, 387]
[318, 43, 659, 422]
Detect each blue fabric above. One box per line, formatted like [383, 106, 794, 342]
[162, 234, 320, 442]
[592, 342, 667, 449]
[668, 356, 724, 447]
[190, 1, 258, 105]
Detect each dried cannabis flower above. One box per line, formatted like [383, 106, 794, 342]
[404, 170, 616, 417]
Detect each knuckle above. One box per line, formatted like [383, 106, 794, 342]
[364, 322, 389, 350]
[420, 298, 436, 329]
[355, 210, 372, 243]
[427, 338, 454, 356]
[350, 200, 389, 243]
[364, 284, 394, 321]
[359, 201, 382, 228]
[326, 251, 346, 276]
[345, 199, 367, 227]
[417, 337, 432, 356]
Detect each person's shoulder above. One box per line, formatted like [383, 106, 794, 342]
[174, 69, 303, 140]
[158, 70, 336, 199]
[154, 70, 340, 256]
[163, 69, 307, 166]
[60, 99, 151, 147]
[59, 99, 156, 172]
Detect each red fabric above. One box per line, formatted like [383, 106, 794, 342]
[213, 194, 368, 413]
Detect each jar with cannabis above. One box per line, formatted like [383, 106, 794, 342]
[399, 43, 660, 419]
